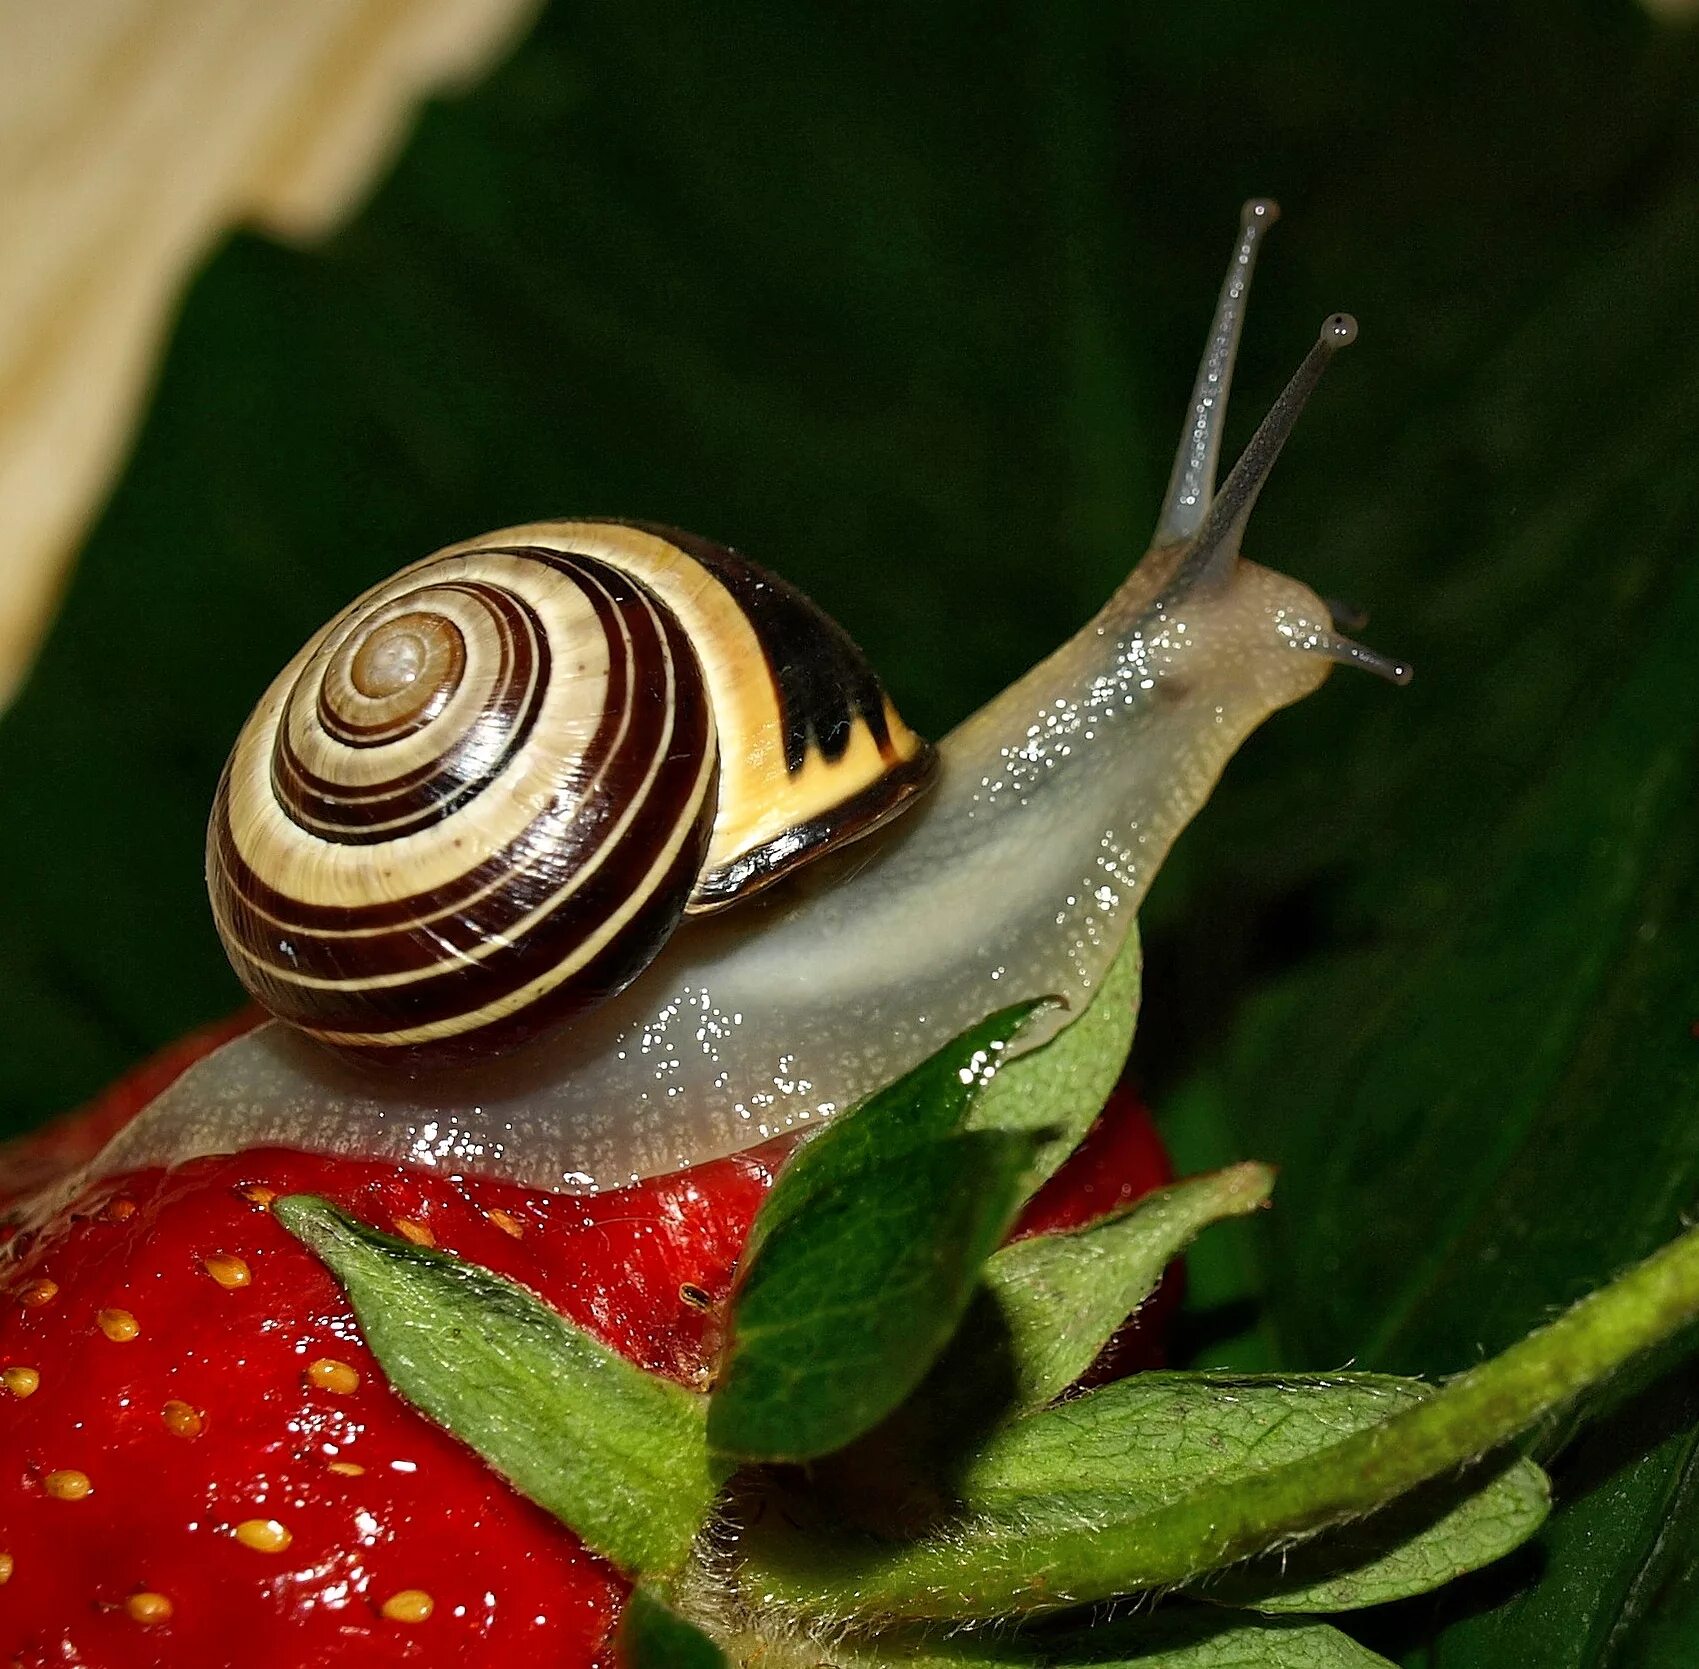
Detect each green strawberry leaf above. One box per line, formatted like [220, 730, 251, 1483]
[1035, 1613, 1395, 1668]
[273, 1195, 717, 1578]
[984, 1162, 1273, 1415]
[708, 1003, 1044, 1461]
[959, 1372, 1547, 1613]
[736, 1001, 1045, 1269]
[613, 1588, 729, 1669]
[732, 1219, 1699, 1623]
[804, 1162, 1278, 1533]
[968, 929, 1143, 1192]
[709, 1126, 1038, 1463]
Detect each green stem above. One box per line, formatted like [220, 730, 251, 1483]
[741, 1221, 1699, 1623]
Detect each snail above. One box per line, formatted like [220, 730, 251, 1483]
[99, 199, 1406, 1195]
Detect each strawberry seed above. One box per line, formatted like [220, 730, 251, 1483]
[97, 1308, 139, 1342]
[306, 1358, 360, 1395]
[202, 1253, 251, 1289]
[2, 1366, 39, 1399]
[381, 1589, 435, 1624]
[43, 1469, 92, 1501]
[126, 1591, 173, 1625]
[234, 1518, 291, 1553]
[161, 1399, 205, 1439]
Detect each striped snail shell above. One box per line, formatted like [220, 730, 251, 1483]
[207, 520, 936, 1061]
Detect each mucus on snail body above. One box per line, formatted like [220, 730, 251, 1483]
[101, 200, 1407, 1195]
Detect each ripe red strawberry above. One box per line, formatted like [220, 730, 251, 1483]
[0, 1145, 782, 1666]
[0, 1026, 1171, 1667]
[1017, 1081, 1181, 1384]
[1018, 1081, 1175, 1239]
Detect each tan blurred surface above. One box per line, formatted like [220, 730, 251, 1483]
[0, 0, 537, 714]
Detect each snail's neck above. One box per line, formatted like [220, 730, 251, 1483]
[781, 546, 1335, 1014]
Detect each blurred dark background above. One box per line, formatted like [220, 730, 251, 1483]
[2, 4, 1699, 1659]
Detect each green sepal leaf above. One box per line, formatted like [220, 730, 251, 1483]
[804, 1163, 1277, 1535]
[736, 1213, 1699, 1622]
[767, 1611, 1393, 1667]
[959, 1372, 1549, 1613]
[612, 1588, 729, 1669]
[274, 1195, 717, 1578]
[983, 1162, 1273, 1414]
[969, 929, 1142, 1191]
[741, 1000, 1047, 1267]
[708, 1003, 1046, 1463]
[709, 1126, 1038, 1462]
[1030, 1611, 1396, 1668]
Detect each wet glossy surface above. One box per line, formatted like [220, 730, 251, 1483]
[107, 549, 1333, 1195]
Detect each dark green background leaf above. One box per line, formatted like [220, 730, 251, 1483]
[2, 2, 1698, 1663]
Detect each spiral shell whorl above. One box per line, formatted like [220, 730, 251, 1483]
[209, 546, 719, 1057]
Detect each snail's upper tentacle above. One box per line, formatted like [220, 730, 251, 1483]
[1156, 197, 1279, 547]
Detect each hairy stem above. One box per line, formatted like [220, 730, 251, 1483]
[740, 1221, 1699, 1623]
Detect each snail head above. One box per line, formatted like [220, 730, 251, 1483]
[1132, 198, 1410, 691]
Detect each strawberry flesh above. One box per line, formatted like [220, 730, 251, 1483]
[1017, 1081, 1174, 1239]
[0, 1146, 780, 1666]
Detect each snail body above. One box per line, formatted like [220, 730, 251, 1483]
[101, 202, 1406, 1194]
